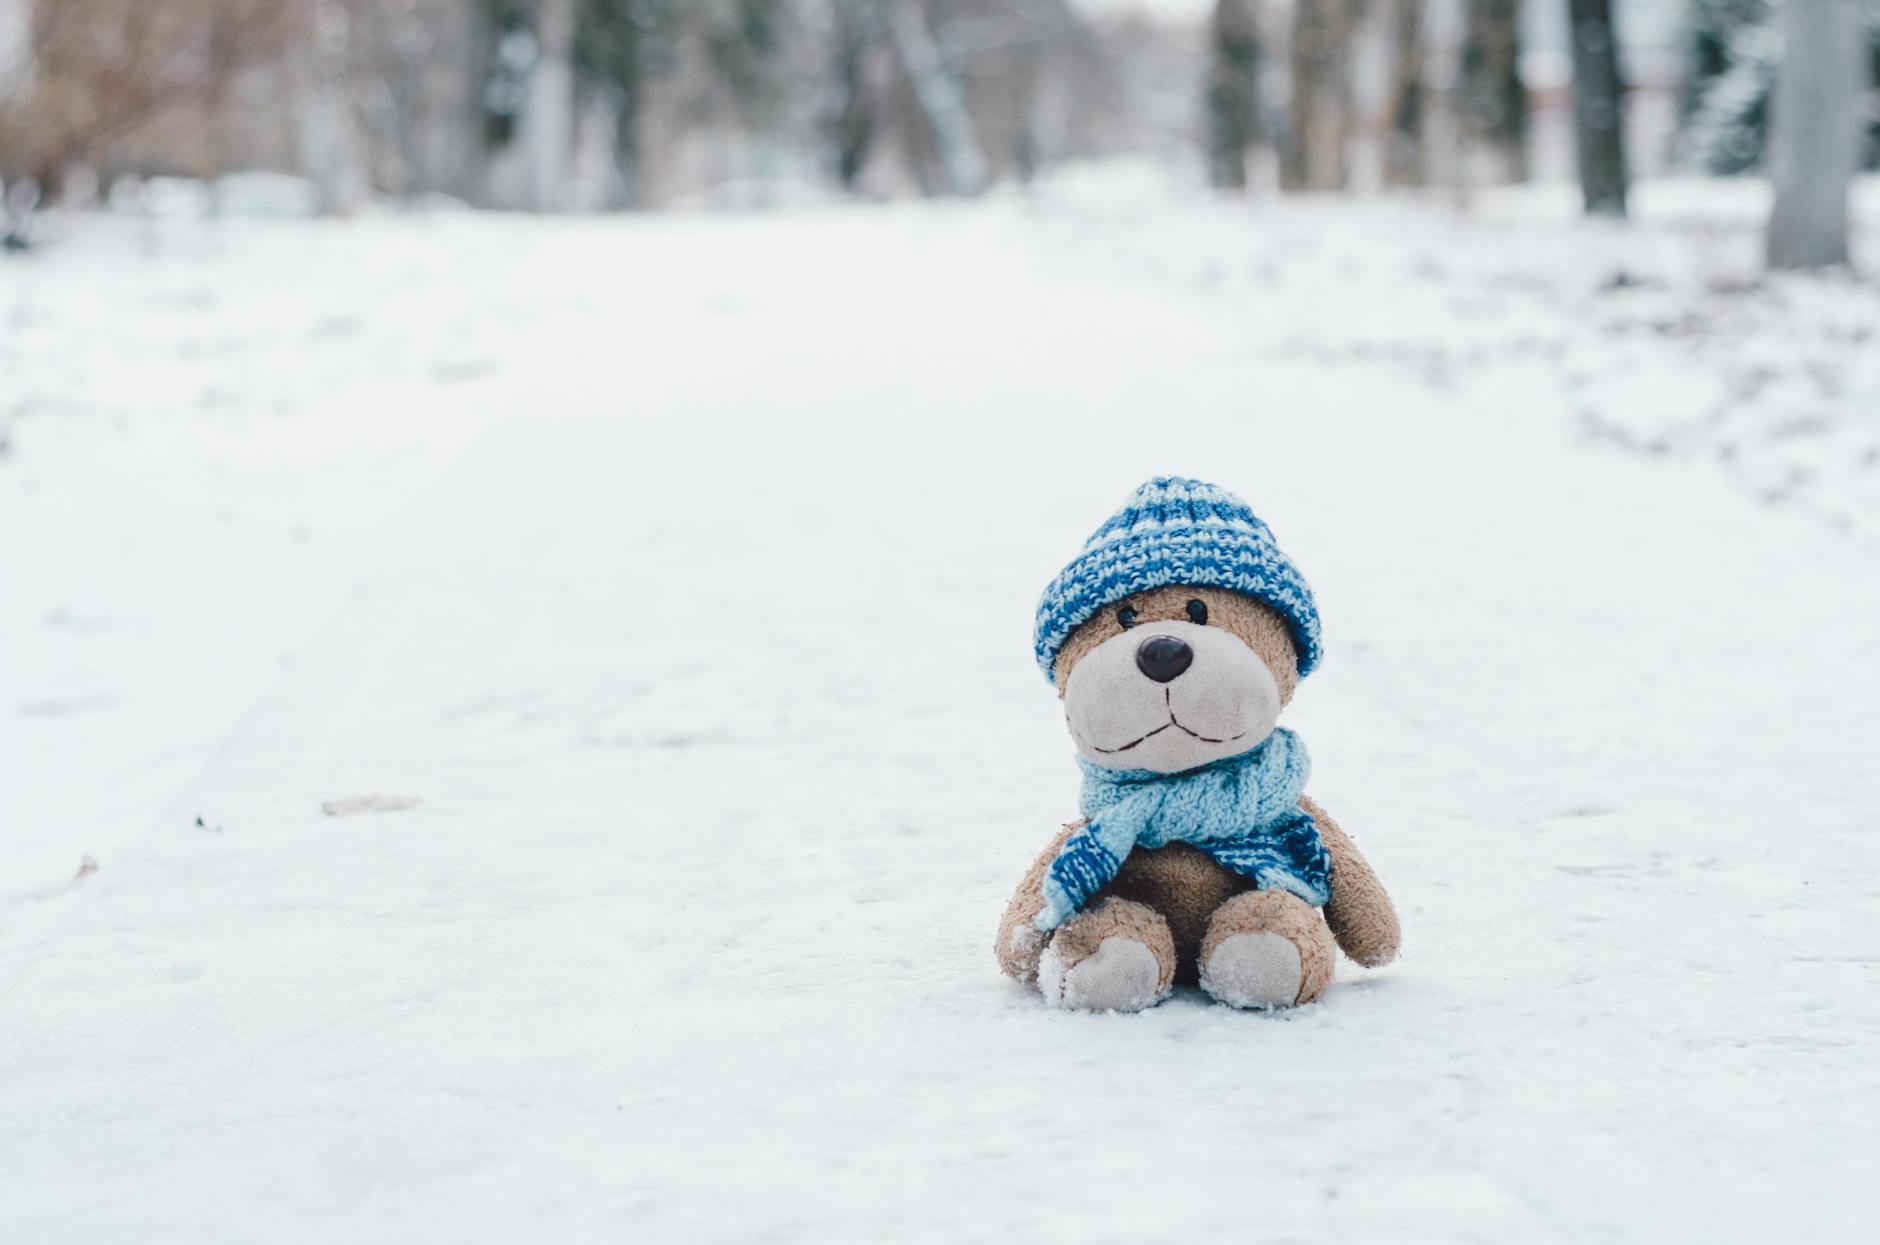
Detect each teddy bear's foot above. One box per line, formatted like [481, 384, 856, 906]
[1198, 890, 1335, 1009]
[1037, 898, 1174, 1013]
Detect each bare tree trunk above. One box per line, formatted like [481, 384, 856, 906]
[887, 0, 988, 197]
[291, 0, 371, 215]
[821, 0, 881, 191]
[1457, 0, 1526, 183]
[1206, 0, 1264, 191]
[1383, 0, 1425, 187]
[574, 0, 666, 210]
[365, 0, 488, 205]
[1, 0, 33, 195]
[1566, 0, 1627, 216]
[1010, 36, 1043, 185]
[1284, 0, 1355, 192]
[525, 0, 575, 212]
[1767, 0, 1863, 269]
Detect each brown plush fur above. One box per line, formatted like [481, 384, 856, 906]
[1103, 843, 1252, 985]
[998, 584, 1400, 1007]
[995, 821, 1078, 983]
[1304, 795, 1401, 967]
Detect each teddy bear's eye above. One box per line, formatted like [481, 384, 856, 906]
[1185, 599, 1209, 625]
[1116, 606, 1138, 629]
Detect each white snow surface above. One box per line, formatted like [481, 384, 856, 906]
[4, 174, 1879, 1242]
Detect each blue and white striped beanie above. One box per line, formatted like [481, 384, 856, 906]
[1033, 477, 1323, 683]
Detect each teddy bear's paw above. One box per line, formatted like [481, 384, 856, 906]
[1037, 938, 1168, 1013]
[999, 923, 1047, 983]
[1199, 931, 1308, 1009]
[1198, 890, 1335, 1008]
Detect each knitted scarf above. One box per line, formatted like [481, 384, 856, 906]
[1034, 728, 1330, 932]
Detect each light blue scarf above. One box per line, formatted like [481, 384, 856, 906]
[1035, 728, 1330, 932]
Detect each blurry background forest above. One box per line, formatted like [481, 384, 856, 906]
[2, 1, 1878, 262]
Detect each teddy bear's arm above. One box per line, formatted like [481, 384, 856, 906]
[1301, 795, 1401, 968]
[994, 821, 1083, 983]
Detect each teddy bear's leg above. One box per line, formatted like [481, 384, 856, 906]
[1197, 890, 1336, 1009]
[1037, 898, 1175, 1013]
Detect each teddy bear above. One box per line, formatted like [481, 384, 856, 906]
[996, 477, 1400, 1011]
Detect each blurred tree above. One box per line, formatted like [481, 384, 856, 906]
[524, 0, 575, 209]
[1205, 0, 1264, 191]
[818, 0, 883, 189]
[0, 0, 1219, 209]
[576, 1, 801, 207]
[1677, 0, 1774, 174]
[0, 0, 293, 195]
[351, 1, 490, 204]
[573, 0, 656, 206]
[1383, 0, 1426, 188]
[1677, 1, 1880, 177]
[1767, 0, 1864, 268]
[289, 0, 370, 214]
[1457, 0, 1526, 182]
[1870, 11, 1880, 171]
[480, 0, 531, 152]
[1283, 0, 1355, 191]
[705, 0, 792, 126]
[1566, 0, 1627, 216]
[892, 1, 1112, 194]
[887, 0, 988, 197]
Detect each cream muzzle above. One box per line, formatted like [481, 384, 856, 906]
[1061, 619, 1282, 774]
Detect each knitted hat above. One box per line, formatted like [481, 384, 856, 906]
[1033, 477, 1322, 683]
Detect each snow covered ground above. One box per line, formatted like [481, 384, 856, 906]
[3, 173, 1878, 1242]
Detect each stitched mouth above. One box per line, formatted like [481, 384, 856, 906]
[1081, 688, 1249, 754]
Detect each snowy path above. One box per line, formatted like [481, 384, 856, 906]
[4, 185, 1879, 1241]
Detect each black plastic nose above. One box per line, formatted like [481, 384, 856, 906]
[1135, 635, 1193, 683]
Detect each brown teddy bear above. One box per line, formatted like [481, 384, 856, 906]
[996, 478, 1399, 1011]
